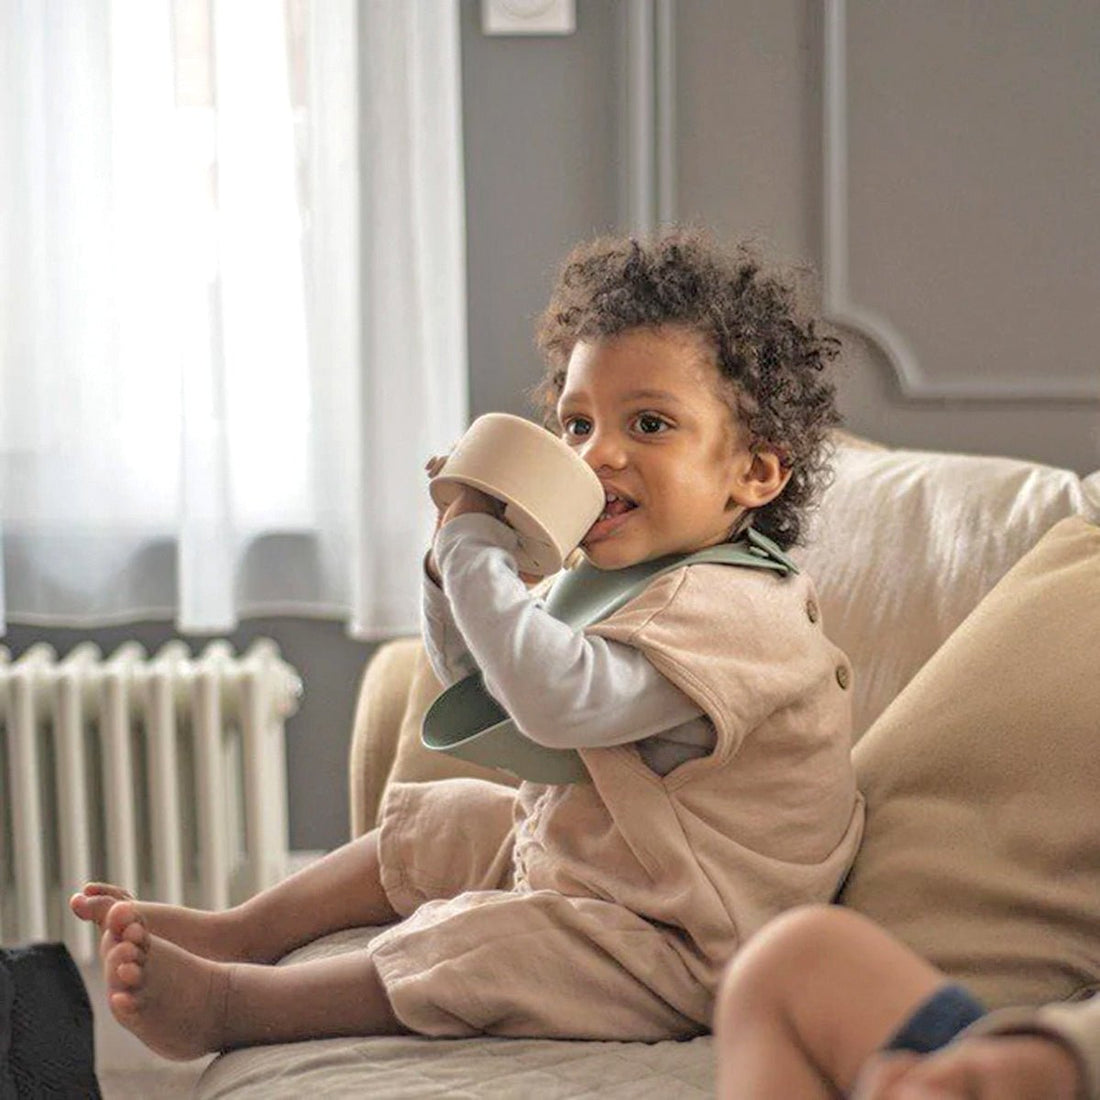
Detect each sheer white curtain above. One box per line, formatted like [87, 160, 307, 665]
[0, 0, 467, 639]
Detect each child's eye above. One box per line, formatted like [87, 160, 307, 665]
[561, 416, 592, 439]
[633, 413, 669, 435]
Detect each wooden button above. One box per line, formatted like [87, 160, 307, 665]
[835, 665, 851, 690]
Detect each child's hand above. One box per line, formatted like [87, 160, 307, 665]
[425, 457, 501, 523]
[441, 485, 504, 524]
[424, 456, 543, 586]
[851, 1035, 1081, 1100]
[425, 455, 505, 583]
[425, 454, 451, 584]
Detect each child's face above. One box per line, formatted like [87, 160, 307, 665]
[556, 325, 785, 570]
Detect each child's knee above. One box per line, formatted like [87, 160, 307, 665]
[744, 904, 856, 969]
[716, 905, 857, 1028]
[758, 903, 887, 967]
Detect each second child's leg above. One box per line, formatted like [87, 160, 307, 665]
[72, 830, 399, 964]
[714, 905, 949, 1100]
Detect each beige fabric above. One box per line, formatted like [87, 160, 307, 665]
[197, 926, 717, 1099]
[372, 779, 706, 1040]
[582, 563, 863, 970]
[366, 561, 862, 1040]
[388, 643, 521, 791]
[839, 516, 1100, 1010]
[347, 637, 421, 838]
[963, 996, 1100, 1100]
[828, 429, 888, 452]
[350, 639, 518, 835]
[376, 778, 517, 915]
[795, 445, 1096, 740]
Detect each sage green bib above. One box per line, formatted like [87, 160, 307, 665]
[421, 528, 798, 784]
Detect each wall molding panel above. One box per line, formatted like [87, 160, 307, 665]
[822, 0, 1100, 402]
[621, 0, 677, 234]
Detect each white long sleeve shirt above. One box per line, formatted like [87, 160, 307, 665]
[423, 513, 715, 775]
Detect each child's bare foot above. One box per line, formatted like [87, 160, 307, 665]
[70, 882, 133, 927]
[102, 900, 230, 1061]
[71, 882, 266, 963]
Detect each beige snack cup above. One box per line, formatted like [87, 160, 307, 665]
[429, 413, 605, 576]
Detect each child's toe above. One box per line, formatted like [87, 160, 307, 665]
[116, 960, 144, 988]
[119, 918, 148, 947]
[109, 989, 139, 1016]
[99, 925, 119, 960]
[85, 882, 133, 900]
[107, 941, 145, 990]
[105, 899, 144, 939]
[72, 892, 115, 925]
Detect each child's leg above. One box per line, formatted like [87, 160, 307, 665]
[71, 829, 399, 964]
[101, 899, 408, 1061]
[714, 905, 948, 1100]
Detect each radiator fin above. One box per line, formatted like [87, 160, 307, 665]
[0, 639, 301, 964]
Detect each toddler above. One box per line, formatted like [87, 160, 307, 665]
[72, 230, 864, 1059]
[715, 904, 1091, 1099]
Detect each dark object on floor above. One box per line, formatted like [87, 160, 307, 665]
[0, 942, 102, 1099]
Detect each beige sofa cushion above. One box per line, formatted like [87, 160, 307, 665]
[348, 637, 423, 837]
[388, 644, 519, 793]
[839, 516, 1100, 1009]
[350, 640, 519, 834]
[796, 445, 1097, 739]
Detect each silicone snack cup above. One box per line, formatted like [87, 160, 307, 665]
[429, 413, 606, 576]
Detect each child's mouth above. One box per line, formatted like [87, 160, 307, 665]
[584, 492, 638, 544]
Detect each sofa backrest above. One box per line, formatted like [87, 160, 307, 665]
[793, 442, 1098, 740]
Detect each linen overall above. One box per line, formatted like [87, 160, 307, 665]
[369, 559, 865, 1040]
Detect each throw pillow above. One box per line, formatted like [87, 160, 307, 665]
[839, 517, 1100, 1009]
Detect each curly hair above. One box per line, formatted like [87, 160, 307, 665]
[533, 230, 842, 549]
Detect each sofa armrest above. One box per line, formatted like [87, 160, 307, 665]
[348, 637, 423, 838]
[348, 638, 519, 838]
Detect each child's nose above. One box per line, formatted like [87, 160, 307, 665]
[578, 429, 626, 471]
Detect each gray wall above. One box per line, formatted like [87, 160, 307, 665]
[461, 0, 621, 419]
[10, 0, 1098, 855]
[465, 0, 1100, 474]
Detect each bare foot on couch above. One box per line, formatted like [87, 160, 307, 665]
[102, 900, 229, 1061]
[71, 882, 269, 963]
[101, 897, 408, 1058]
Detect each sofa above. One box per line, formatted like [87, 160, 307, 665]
[198, 436, 1100, 1098]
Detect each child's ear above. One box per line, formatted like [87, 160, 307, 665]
[727, 448, 791, 510]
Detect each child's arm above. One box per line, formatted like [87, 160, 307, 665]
[431, 510, 704, 750]
[422, 570, 478, 686]
[420, 471, 493, 687]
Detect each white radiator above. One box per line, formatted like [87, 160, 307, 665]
[0, 639, 301, 964]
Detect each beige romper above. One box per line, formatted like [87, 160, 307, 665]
[369, 561, 865, 1040]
